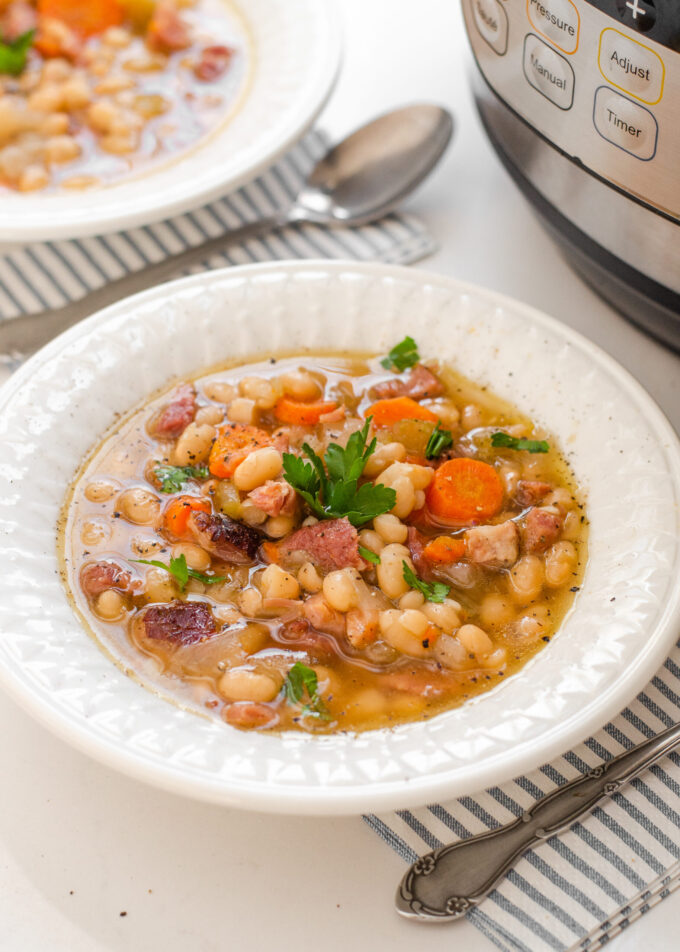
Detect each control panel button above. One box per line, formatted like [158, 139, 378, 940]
[593, 86, 658, 160]
[526, 0, 579, 54]
[598, 28, 664, 104]
[523, 34, 574, 109]
[614, 0, 656, 35]
[471, 0, 508, 55]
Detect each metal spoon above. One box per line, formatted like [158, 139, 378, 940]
[0, 104, 453, 360]
[396, 719, 680, 922]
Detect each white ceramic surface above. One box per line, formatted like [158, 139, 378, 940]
[0, 260, 679, 815]
[0, 0, 341, 243]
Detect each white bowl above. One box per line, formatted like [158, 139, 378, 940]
[1, 261, 679, 815]
[0, 0, 342, 243]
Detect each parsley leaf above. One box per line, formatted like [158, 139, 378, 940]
[491, 432, 549, 454]
[402, 561, 450, 603]
[425, 421, 453, 460]
[380, 335, 420, 372]
[0, 29, 34, 76]
[153, 463, 209, 493]
[132, 554, 225, 592]
[282, 419, 396, 527]
[359, 545, 381, 565]
[282, 662, 330, 720]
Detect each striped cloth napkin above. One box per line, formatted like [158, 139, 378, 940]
[366, 649, 680, 951]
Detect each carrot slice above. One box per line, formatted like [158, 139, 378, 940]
[426, 458, 504, 524]
[163, 495, 211, 537]
[365, 397, 438, 427]
[422, 536, 466, 563]
[38, 0, 123, 36]
[208, 423, 273, 478]
[274, 397, 338, 426]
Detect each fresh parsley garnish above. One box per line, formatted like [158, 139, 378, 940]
[0, 29, 34, 76]
[491, 432, 549, 454]
[359, 545, 381, 565]
[425, 421, 453, 460]
[282, 662, 330, 720]
[402, 561, 450, 603]
[282, 419, 396, 527]
[153, 463, 209, 493]
[132, 554, 225, 592]
[380, 335, 420, 372]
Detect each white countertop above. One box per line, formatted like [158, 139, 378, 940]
[1, 2, 679, 950]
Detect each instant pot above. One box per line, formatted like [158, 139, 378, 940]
[462, 0, 680, 349]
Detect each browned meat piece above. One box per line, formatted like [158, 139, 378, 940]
[80, 561, 131, 597]
[279, 517, 362, 572]
[523, 507, 563, 553]
[224, 701, 278, 729]
[409, 526, 480, 588]
[465, 521, 519, 568]
[406, 526, 435, 580]
[278, 616, 337, 658]
[194, 44, 233, 81]
[188, 510, 260, 563]
[142, 601, 216, 646]
[372, 364, 445, 401]
[153, 384, 196, 437]
[515, 480, 552, 508]
[147, 1, 191, 52]
[247, 480, 297, 518]
[2, 2, 37, 40]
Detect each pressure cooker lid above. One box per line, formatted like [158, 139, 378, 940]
[584, 0, 680, 49]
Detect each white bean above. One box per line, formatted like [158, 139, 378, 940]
[544, 541, 578, 588]
[233, 447, 282, 492]
[260, 564, 300, 600]
[173, 422, 215, 466]
[457, 624, 494, 657]
[118, 487, 160, 525]
[376, 543, 412, 599]
[218, 668, 279, 703]
[298, 562, 322, 593]
[204, 381, 237, 404]
[422, 598, 462, 633]
[323, 569, 360, 613]
[373, 513, 408, 544]
[363, 442, 406, 477]
[95, 589, 124, 620]
[508, 555, 544, 604]
[227, 398, 257, 425]
[171, 542, 211, 572]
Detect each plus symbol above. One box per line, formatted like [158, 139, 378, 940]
[625, 0, 646, 19]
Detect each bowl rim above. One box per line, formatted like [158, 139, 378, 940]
[1, 259, 680, 815]
[0, 0, 343, 242]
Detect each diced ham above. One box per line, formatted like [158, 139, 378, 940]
[194, 44, 233, 81]
[345, 609, 379, 649]
[406, 526, 435, 580]
[2, 2, 37, 40]
[80, 560, 131, 597]
[188, 510, 260, 563]
[153, 384, 196, 437]
[516, 480, 552, 508]
[373, 364, 445, 401]
[224, 701, 278, 729]
[523, 507, 563, 553]
[300, 595, 346, 640]
[277, 616, 337, 659]
[147, 1, 191, 52]
[465, 521, 519, 568]
[247, 480, 297, 518]
[279, 517, 362, 572]
[142, 600, 216, 646]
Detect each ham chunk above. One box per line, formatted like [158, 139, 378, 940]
[147, 1, 191, 52]
[194, 44, 233, 81]
[80, 561, 131, 597]
[373, 364, 445, 401]
[523, 507, 563, 553]
[142, 601, 216, 646]
[279, 615, 338, 657]
[516, 480, 552, 508]
[224, 701, 278, 729]
[153, 384, 196, 437]
[188, 510, 260, 563]
[247, 480, 297, 518]
[465, 521, 519, 568]
[300, 595, 346, 640]
[279, 517, 362, 572]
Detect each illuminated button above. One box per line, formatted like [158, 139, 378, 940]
[523, 34, 574, 109]
[593, 86, 658, 160]
[471, 0, 508, 56]
[599, 28, 664, 104]
[526, 0, 579, 54]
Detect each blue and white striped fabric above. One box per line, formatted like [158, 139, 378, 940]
[0, 129, 435, 321]
[366, 647, 680, 951]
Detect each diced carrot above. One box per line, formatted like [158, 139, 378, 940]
[422, 536, 466, 563]
[274, 397, 338, 426]
[208, 423, 273, 479]
[260, 541, 280, 564]
[37, 0, 123, 36]
[426, 458, 504, 524]
[365, 397, 438, 427]
[163, 495, 211, 537]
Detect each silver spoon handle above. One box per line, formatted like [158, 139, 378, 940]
[396, 720, 680, 922]
[0, 213, 284, 361]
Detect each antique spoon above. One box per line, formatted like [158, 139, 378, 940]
[396, 720, 680, 922]
[0, 103, 453, 359]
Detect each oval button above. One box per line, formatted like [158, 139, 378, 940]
[598, 28, 665, 104]
[593, 87, 658, 160]
[471, 0, 509, 56]
[526, 0, 580, 54]
[523, 34, 575, 109]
